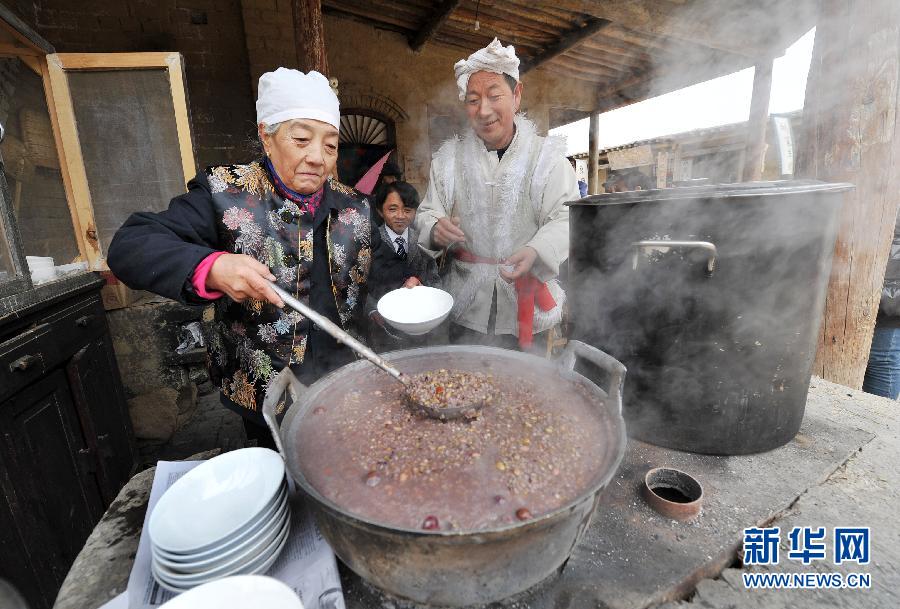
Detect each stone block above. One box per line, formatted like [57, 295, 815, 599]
[128, 387, 179, 441]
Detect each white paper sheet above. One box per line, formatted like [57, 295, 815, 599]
[108, 459, 345, 609]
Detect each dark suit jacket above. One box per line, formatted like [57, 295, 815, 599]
[366, 224, 441, 317]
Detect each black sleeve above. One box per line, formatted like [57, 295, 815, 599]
[107, 172, 221, 304]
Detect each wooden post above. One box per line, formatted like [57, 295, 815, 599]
[588, 111, 600, 194]
[742, 57, 774, 181]
[293, 0, 328, 74]
[797, 0, 900, 388]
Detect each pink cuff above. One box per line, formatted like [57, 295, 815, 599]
[191, 251, 228, 299]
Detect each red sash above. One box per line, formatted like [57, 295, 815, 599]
[452, 247, 556, 348]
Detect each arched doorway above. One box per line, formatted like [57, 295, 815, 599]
[337, 109, 395, 186]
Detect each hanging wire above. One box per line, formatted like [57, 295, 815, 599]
[474, 0, 481, 31]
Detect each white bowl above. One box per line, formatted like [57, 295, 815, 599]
[158, 575, 304, 609]
[153, 482, 287, 563]
[153, 504, 290, 584]
[149, 448, 285, 553]
[152, 518, 291, 592]
[377, 286, 453, 335]
[153, 494, 289, 573]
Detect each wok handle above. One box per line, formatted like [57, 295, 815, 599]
[261, 367, 307, 458]
[558, 340, 626, 416]
[630, 240, 717, 274]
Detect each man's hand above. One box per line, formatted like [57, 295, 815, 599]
[206, 253, 284, 307]
[403, 276, 422, 288]
[499, 246, 538, 282]
[431, 217, 466, 249]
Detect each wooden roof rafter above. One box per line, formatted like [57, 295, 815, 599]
[409, 0, 462, 51]
[322, 0, 819, 113]
[520, 16, 613, 74]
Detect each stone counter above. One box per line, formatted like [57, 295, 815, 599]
[53, 381, 898, 609]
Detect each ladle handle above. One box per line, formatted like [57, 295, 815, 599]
[269, 282, 405, 383]
[558, 340, 626, 416]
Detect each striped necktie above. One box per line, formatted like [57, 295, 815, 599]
[395, 236, 407, 260]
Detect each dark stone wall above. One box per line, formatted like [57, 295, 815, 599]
[4, 0, 258, 170]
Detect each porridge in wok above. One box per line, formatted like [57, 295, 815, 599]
[296, 368, 610, 532]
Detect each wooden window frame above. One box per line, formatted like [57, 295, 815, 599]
[0, 14, 51, 297]
[45, 52, 195, 270]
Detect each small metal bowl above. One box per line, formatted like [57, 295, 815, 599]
[642, 467, 703, 521]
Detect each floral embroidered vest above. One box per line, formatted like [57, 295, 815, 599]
[203, 161, 371, 417]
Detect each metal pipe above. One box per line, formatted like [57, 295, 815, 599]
[268, 282, 405, 383]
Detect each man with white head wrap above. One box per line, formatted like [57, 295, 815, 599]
[108, 68, 399, 447]
[415, 38, 578, 351]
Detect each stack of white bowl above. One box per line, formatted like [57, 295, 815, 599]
[26, 256, 56, 284]
[148, 448, 291, 593]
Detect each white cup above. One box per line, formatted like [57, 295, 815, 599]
[26, 256, 55, 273]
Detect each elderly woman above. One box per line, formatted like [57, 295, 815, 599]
[108, 68, 389, 447]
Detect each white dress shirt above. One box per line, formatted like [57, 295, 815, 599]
[384, 225, 410, 255]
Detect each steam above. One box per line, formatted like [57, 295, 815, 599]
[556, 1, 848, 453]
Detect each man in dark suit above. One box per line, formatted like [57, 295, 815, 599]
[366, 181, 443, 350]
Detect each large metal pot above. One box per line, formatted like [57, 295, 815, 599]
[262, 341, 626, 607]
[567, 180, 853, 455]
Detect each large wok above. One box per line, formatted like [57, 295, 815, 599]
[262, 341, 627, 607]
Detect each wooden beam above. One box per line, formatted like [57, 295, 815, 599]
[433, 28, 542, 56]
[567, 48, 646, 73]
[324, 0, 424, 29]
[50, 52, 175, 69]
[579, 37, 652, 64]
[45, 54, 101, 266]
[547, 55, 622, 80]
[542, 0, 810, 58]
[446, 12, 555, 47]
[409, 0, 461, 51]
[293, 0, 328, 73]
[797, 0, 900, 389]
[588, 112, 600, 194]
[455, 4, 568, 39]
[0, 41, 40, 57]
[741, 58, 774, 181]
[520, 17, 612, 74]
[321, 6, 416, 37]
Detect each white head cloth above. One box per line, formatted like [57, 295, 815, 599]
[256, 67, 340, 129]
[453, 38, 520, 101]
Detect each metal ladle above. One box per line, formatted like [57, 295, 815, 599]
[269, 282, 487, 420]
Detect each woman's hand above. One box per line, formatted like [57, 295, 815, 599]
[206, 253, 284, 307]
[403, 276, 422, 288]
[499, 247, 538, 282]
[431, 217, 466, 249]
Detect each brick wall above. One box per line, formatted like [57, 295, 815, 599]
[4, 0, 258, 170]
[241, 0, 297, 94]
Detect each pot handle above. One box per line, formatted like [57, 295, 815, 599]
[558, 340, 626, 416]
[261, 367, 308, 458]
[631, 240, 717, 274]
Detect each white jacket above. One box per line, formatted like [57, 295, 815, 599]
[415, 116, 577, 335]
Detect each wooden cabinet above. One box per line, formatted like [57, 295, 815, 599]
[1, 11, 137, 608]
[0, 280, 135, 609]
